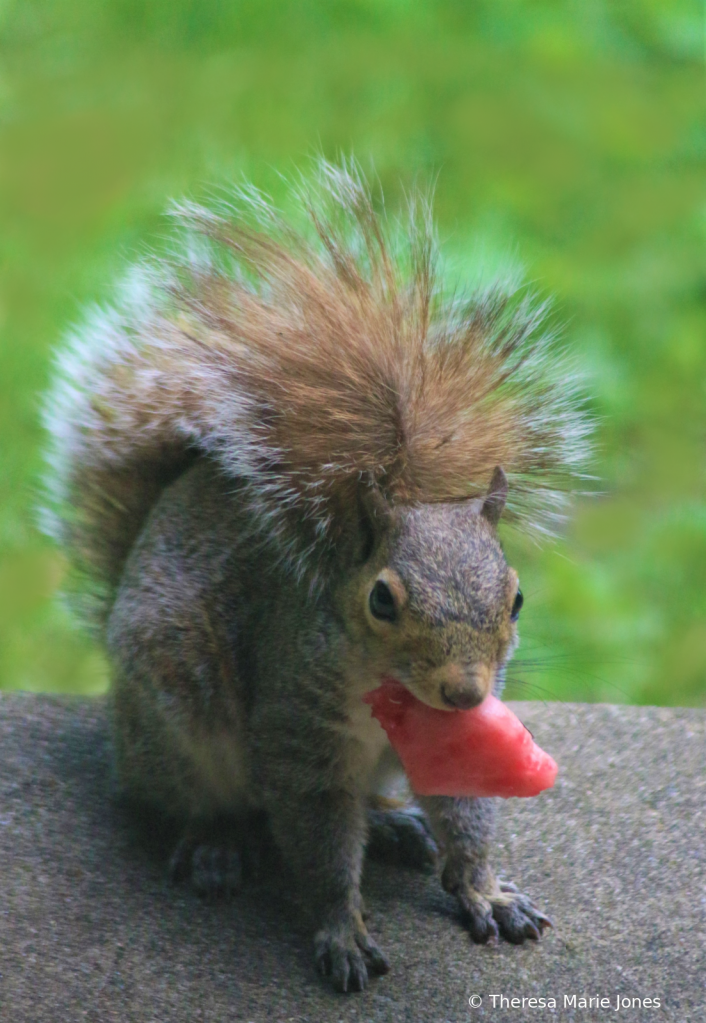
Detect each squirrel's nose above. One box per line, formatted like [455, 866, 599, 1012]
[436, 663, 492, 710]
[440, 683, 484, 710]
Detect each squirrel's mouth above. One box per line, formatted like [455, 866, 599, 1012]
[379, 674, 457, 713]
[381, 670, 490, 713]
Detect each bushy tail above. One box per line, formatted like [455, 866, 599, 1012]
[42, 160, 593, 626]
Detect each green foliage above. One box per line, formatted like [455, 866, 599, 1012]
[0, 0, 703, 703]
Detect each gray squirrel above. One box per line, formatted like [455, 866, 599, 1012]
[44, 162, 591, 993]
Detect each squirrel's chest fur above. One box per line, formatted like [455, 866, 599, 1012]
[336, 644, 400, 794]
[342, 680, 391, 789]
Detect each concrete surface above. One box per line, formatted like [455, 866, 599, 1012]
[0, 694, 704, 1023]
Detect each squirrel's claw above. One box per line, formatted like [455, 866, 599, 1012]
[355, 928, 391, 976]
[457, 891, 501, 944]
[315, 940, 367, 994]
[314, 918, 390, 993]
[492, 892, 553, 943]
[456, 881, 552, 945]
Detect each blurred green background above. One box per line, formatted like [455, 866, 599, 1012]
[0, 1, 704, 704]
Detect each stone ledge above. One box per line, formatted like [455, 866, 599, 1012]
[0, 694, 703, 1022]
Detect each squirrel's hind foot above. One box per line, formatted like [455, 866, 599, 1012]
[169, 838, 243, 900]
[168, 810, 277, 900]
[366, 799, 439, 873]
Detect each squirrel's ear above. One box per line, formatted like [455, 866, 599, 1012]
[481, 466, 508, 528]
[355, 482, 392, 563]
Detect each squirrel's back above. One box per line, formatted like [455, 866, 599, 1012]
[43, 160, 592, 624]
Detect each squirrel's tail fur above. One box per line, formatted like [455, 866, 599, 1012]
[43, 160, 593, 624]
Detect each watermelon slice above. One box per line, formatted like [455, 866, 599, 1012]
[363, 678, 557, 798]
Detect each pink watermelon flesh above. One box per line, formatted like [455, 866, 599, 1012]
[363, 679, 558, 798]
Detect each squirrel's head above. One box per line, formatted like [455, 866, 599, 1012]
[336, 468, 522, 711]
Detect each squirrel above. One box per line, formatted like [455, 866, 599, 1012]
[43, 161, 591, 993]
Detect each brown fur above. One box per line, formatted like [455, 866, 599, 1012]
[44, 161, 591, 622]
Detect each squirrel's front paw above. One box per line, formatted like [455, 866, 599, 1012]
[314, 912, 390, 993]
[444, 867, 552, 945]
[490, 881, 553, 944]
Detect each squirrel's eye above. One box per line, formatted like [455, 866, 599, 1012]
[369, 580, 397, 622]
[511, 588, 524, 622]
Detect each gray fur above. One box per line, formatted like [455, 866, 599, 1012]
[42, 163, 577, 992]
[105, 458, 550, 992]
